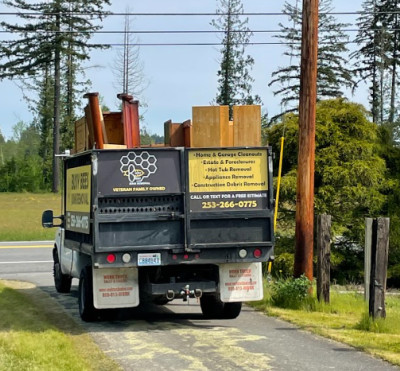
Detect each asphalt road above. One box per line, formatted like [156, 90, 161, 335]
[0, 242, 398, 371]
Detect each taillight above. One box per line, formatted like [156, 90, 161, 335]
[253, 249, 262, 259]
[106, 254, 116, 263]
[122, 253, 131, 263]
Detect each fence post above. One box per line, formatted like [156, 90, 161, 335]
[317, 214, 331, 303]
[364, 218, 373, 302]
[369, 217, 390, 319]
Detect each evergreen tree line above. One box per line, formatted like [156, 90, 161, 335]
[2, 0, 400, 282]
[212, 0, 400, 284]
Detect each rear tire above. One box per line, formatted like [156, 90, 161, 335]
[222, 302, 242, 319]
[79, 266, 97, 322]
[200, 295, 223, 318]
[53, 248, 72, 293]
[200, 294, 242, 319]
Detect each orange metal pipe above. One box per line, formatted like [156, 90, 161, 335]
[84, 92, 104, 149]
[118, 93, 140, 148]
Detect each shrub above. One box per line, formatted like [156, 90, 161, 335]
[272, 252, 294, 279]
[271, 275, 312, 309]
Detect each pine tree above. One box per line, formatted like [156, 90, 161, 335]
[269, 0, 355, 121]
[374, 0, 400, 124]
[0, 0, 111, 192]
[211, 0, 260, 118]
[352, 0, 388, 124]
[113, 8, 147, 99]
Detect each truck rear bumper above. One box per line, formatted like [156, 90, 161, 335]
[142, 281, 216, 298]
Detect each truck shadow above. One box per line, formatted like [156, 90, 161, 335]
[39, 285, 235, 333]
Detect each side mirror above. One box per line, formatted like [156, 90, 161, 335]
[42, 210, 54, 228]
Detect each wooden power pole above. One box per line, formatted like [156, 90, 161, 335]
[294, 0, 319, 280]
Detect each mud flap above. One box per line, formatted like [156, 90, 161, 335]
[92, 267, 140, 309]
[219, 262, 263, 302]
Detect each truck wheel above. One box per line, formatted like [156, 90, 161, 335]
[200, 294, 224, 319]
[200, 295, 242, 319]
[53, 248, 72, 293]
[222, 302, 242, 319]
[79, 267, 97, 322]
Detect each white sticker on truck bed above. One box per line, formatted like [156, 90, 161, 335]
[219, 262, 263, 302]
[93, 267, 139, 309]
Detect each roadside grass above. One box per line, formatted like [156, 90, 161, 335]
[0, 193, 61, 241]
[0, 280, 120, 371]
[250, 281, 400, 366]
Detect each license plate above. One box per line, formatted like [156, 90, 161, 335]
[138, 253, 161, 266]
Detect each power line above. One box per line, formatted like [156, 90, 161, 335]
[91, 41, 359, 47]
[0, 11, 395, 17]
[0, 39, 360, 46]
[1, 28, 398, 35]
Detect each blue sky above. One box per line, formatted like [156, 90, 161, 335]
[0, 0, 364, 140]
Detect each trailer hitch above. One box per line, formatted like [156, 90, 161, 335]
[180, 285, 202, 302]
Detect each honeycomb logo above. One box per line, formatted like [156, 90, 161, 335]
[120, 151, 158, 185]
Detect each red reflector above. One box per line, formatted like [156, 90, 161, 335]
[253, 249, 262, 259]
[172, 254, 178, 260]
[106, 254, 116, 263]
[183, 254, 189, 260]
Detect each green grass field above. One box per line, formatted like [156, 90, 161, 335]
[0, 280, 120, 371]
[0, 193, 61, 241]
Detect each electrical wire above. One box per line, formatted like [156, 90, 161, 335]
[0, 28, 395, 35]
[0, 11, 360, 16]
[0, 11, 397, 17]
[0, 41, 360, 47]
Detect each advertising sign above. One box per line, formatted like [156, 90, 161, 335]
[93, 267, 139, 309]
[97, 150, 181, 196]
[66, 165, 91, 234]
[188, 149, 268, 212]
[219, 262, 263, 302]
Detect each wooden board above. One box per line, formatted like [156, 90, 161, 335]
[192, 106, 229, 147]
[233, 105, 261, 146]
[103, 144, 127, 149]
[183, 120, 192, 147]
[103, 112, 124, 145]
[84, 105, 95, 148]
[74, 117, 88, 153]
[99, 108, 108, 144]
[164, 120, 184, 147]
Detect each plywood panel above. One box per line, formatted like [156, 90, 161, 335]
[75, 117, 88, 153]
[99, 109, 108, 144]
[164, 121, 184, 147]
[103, 112, 124, 145]
[233, 105, 261, 146]
[84, 105, 95, 148]
[183, 120, 192, 147]
[164, 120, 172, 146]
[192, 106, 229, 147]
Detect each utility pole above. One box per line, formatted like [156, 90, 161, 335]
[294, 0, 319, 280]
